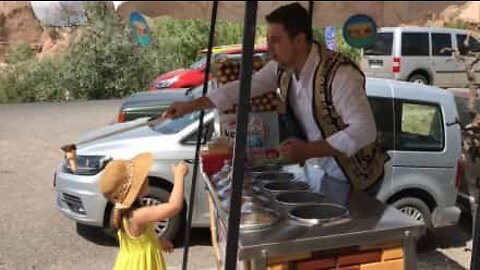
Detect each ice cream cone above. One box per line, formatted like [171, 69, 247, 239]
[61, 144, 78, 173]
[65, 151, 78, 173]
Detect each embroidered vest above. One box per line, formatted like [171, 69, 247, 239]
[277, 43, 384, 190]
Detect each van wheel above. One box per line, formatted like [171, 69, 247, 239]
[408, 74, 429, 85]
[392, 197, 432, 235]
[107, 186, 185, 242]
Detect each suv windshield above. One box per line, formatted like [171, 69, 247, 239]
[364, 32, 393, 56]
[151, 111, 204, 135]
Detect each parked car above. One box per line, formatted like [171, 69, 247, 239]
[54, 78, 462, 241]
[116, 82, 215, 123]
[148, 45, 268, 91]
[361, 27, 480, 88]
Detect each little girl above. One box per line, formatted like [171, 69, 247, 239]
[99, 152, 188, 270]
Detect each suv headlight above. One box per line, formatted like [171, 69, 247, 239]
[62, 155, 112, 175]
[156, 75, 179, 89]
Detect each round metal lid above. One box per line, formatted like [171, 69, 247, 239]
[262, 181, 310, 193]
[289, 204, 349, 225]
[275, 191, 326, 206]
[240, 208, 279, 231]
[255, 172, 295, 182]
[249, 164, 283, 174]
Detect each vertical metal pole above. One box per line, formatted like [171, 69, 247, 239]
[224, 1, 257, 269]
[403, 231, 417, 270]
[308, 1, 314, 27]
[181, 2, 218, 270]
[471, 196, 480, 269]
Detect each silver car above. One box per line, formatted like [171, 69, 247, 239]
[54, 78, 462, 241]
[361, 27, 480, 88]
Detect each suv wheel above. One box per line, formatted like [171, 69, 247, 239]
[408, 74, 429, 85]
[106, 186, 185, 242]
[392, 197, 432, 235]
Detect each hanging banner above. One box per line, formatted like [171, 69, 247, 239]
[128, 11, 152, 47]
[325, 26, 337, 51]
[342, 14, 377, 49]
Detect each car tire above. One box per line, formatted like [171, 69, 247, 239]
[408, 73, 429, 85]
[105, 186, 185, 242]
[392, 197, 432, 236]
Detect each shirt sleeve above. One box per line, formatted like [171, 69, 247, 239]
[325, 65, 377, 157]
[207, 60, 279, 111]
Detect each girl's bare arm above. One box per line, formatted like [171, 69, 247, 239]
[129, 163, 188, 230]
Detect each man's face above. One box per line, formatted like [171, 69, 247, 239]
[266, 23, 298, 67]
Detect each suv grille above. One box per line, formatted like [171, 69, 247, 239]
[62, 193, 86, 215]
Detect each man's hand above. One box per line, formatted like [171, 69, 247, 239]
[162, 97, 216, 119]
[277, 138, 311, 164]
[277, 138, 342, 164]
[162, 101, 195, 119]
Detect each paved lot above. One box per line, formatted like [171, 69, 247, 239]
[0, 100, 474, 269]
[0, 100, 216, 270]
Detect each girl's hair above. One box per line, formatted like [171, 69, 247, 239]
[111, 199, 143, 230]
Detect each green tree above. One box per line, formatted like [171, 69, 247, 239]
[5, 42, 36, 64]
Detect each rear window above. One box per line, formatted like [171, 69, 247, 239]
[396, 101, 444, 151]
[432, 33, 453, 56]
[368, 97, 395, 151]
[402, 33, 430, 56]
[456, 34, 480, 55]
[363, 32, 393, 56]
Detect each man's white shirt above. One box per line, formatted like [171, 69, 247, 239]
[207, 45, 377, 181]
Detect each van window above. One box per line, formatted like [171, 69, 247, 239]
[363, 32, 393, 56]
[402, 33, 430, 56]
[397, 101, 444, 151]
[368, 97, 395, 151]
[456, 34, 480, 55]
[432, 33, 453, 56]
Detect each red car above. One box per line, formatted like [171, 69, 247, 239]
[148, 45, 268, 91]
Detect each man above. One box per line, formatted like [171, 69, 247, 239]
[163, 3, 384, 196]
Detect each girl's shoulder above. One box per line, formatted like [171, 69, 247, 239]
[122, 210, 154, 239]
[121, 214, 143, 239]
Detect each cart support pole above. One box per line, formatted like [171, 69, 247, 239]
[224, 1, 258, 269]
[181, 2, 218, 270]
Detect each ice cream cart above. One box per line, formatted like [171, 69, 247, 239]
[113, 2, 471, 269]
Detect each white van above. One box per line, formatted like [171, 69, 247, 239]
[360, 27, 480, 88]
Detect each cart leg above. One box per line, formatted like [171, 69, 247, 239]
[208, 195, 221, 264]
[403, 232, 417, 270]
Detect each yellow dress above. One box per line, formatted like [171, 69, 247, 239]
[113, 217, 166, 270]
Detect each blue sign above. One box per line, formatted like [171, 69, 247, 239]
[342, 14, 377, 49]
[325, 26, 336, 51]
[128, 11, 152, 47]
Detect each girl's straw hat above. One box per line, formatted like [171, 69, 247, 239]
[99, 153, 153, 209]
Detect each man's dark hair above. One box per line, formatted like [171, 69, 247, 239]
[266, 3, 313, 43]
